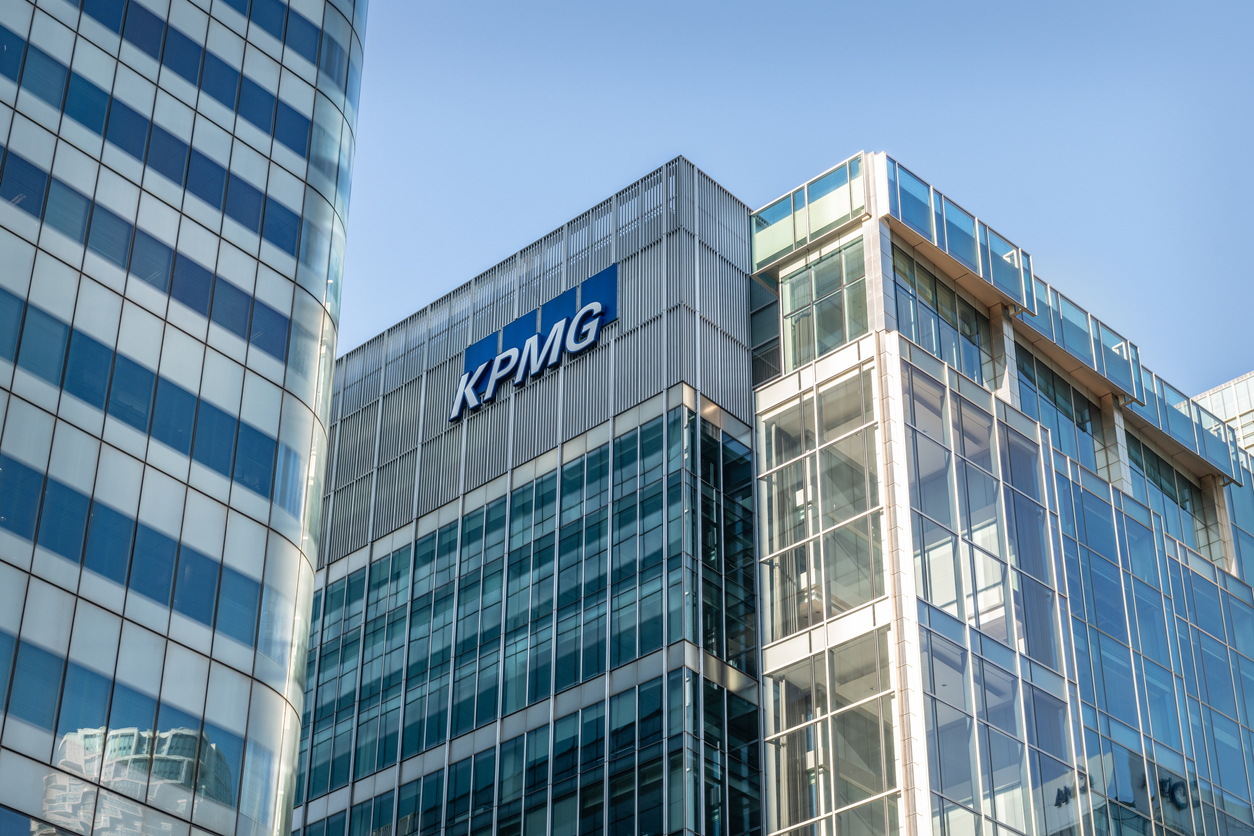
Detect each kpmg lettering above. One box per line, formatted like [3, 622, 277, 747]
[449, 264, 618, 421]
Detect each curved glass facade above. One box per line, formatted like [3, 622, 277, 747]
[0, 0, 364, 833]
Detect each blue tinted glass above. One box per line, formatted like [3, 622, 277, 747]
[37, 479, 90, 562]
[109, 682, 156, 738]
[203, 720, 244, 806]
[285, 13, 320, 64]
[201, 53, 239, 110]
[83, 501, 134, 584]
[274, 101, 310, 157]
[44, 179, 91, 243]
[20, 45, 67, 108]
[87, 203, 133, 268]
[146, 124, 188, 186]
[0, 153, 49, 217]
[122, 2, 164, 59]
[64, 330, 113, 409]
[211, 278, 251, 339]
[130, 523, 177, 606]
[83, 0, 126, 33]
[262, 197, 300, 257]
[57, 662, 111, 740]
[217, 565, 260, 647]
[224, 175, 263, 232]
[0, 287, 23, 361]
[9, 641, 63, 730]
[16, 306, 69, 385]
[173, 547, 219, 626]
[238, 77, 276, 133]
[0, 25, 24, 82]
[107, 355, 156, 431]
[161, 26, 202, 85]
[0, 453, 43, 540]
[347, 54, 362, 114]
[250, 0, 286, 40]
[106, 100, 149, 162]
[193, 401, 236, 477]
[250, 298, 289, 361]
[234, 422, 275, 498]
[0, 630, 14, 719]
[186, 149, 227, 211]
[65, 73, 109, 134]
[151, 379, 197, 455]
[171, 254, 213, 315]
[129, 229, 173, 292]
[319, 33, 348, 88]
[221, 0, 249, 14]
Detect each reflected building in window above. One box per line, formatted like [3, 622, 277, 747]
[0, 0, 364, 834]
[292, 150, 1254, 836]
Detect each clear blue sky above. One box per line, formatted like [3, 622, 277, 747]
[338, 0, 1254, 396]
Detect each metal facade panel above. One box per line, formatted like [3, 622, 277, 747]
[319, 157, 755, 567]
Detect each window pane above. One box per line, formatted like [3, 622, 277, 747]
[130, 523, 177, 606]
[217, 565, 260, 647]
[0, 153, 49, 216]
[250, 298, 289, 361]
[234, 422, 275, 498]
[107, 355, 156, 431]
[83, 501, 135, 584]
[224, 175, 264, 233]
[0, 453, 44, 540]
[130, 229, 174, 293]
[171, 254, 213, 316]
[37, 478, 90, 562]
[173, 546, 219, 626]
[44, 180, 91, 242]
[9, 641, 64, 730]
[187, 150, 227, 210]
[87, 204, 134, 268]
[63, 330, 112, 409]
[193, 401, 237, 477]
[65, 73, 109, 133]
[17, 306, 69, 385]
[211, 279, 251, 339]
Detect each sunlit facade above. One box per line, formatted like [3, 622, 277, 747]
[0, 0, 363, 833]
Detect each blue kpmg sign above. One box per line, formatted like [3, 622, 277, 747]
[449, 264, 618, 421]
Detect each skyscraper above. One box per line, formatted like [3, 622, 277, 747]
[293, 151, 1254, 836]
[0, 0, 364, 833]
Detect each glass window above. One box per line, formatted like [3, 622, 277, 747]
[0, 453, 42, 540]
[65, 73, 109, 134]
[17, 306, 69, 385]
[9, 641, 64, 730]
[63, 330, 112, 409]
[275, 101, 311, 157]
[130, 523, 177, 606]
[161, 27, 202, 85]
[201, 52, 240, 110]
[808, 165, 851, 237]
[217, 565, 260, 647]
[824, 513, 882, 616]
[130, 229, 174, 292]
[173, 546, 219, 626]
[108, 355, 156, 431]
[239, 78, 276, 132]
[44, 180, 91, 243]
[87, 203, 134, 268]
[234, 422, 275, 498]
[123, 2, 164, 58]
[106, 100, 149, 162]
[896, 166, 932, 238]
[0, 24, 24, 81]
[150, 379, 197, 455]
[38, 479, 90, 562]
[84, 501, 135, 584]
[286, 14, 320, 64]
[224, 175, 264, 233]
[171, 254, 213, 316]
[146, 124, 188, 187]
[211, 278, 252, 339]
[0, 287, 23, 361]
[57, 661, 110, 746]
[0, 153, 49, 217]
[942, 199, 977, 270]
[262, 196, 300, 256]
[759, 395, 813, 470]
[193, 401, 237, 477]
[250, 298, 290, 361]
[187, 150, 227, 211]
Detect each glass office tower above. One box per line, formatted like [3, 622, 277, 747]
[0, 0, 362, 834]
[293, 150, 1254, 836]
[1195, 375, 1254, 456]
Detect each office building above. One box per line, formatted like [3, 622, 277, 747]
[0, 0, 363, 834]
[1196, 374, 1254, 456]
[292, 151, 1254, 836]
